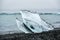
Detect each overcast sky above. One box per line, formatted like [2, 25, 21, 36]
[0, 0, 60, 13]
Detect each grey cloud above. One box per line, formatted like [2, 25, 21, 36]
[0, 0, 60, 13]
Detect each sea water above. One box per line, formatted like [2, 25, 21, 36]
[0, 14, 60, 34]
[0, 14, 23, 34]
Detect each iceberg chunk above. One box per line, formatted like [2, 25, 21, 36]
[18, 11, 54, 33]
